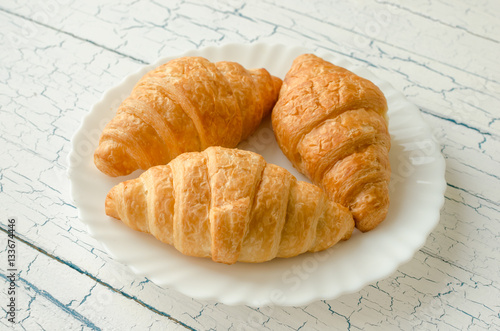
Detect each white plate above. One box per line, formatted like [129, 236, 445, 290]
[68, 43, 446, 307]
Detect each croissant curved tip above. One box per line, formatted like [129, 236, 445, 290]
[354, 211, 389, 232]
[105, 185, 121, 220]
[94, 141, 139, 177]
[350, 183, 390, 232]
[340, 207, 355, 241]
[272, 75, 283, 94]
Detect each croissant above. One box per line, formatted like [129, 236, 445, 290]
[105, 146, 354, 264]
[94, 56, 282, 177]
[272, 54, 391, 232]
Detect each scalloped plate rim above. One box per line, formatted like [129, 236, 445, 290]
[67, 42, 446, 307]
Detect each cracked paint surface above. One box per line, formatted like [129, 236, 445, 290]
[0, 0, 498, 330]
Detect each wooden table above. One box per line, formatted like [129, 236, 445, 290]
[1, 0, 498, 330]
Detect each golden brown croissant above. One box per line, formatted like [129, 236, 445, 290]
[105, 146, 354, 264]
[94, 56, 282, 177]
[272, 54, 391, 232]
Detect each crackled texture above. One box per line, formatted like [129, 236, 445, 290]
[0, 0, 499, 330]
[105, 147, 354, 264]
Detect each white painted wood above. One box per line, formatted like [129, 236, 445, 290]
[0, 0, 498, 330]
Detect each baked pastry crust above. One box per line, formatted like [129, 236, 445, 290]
[94, 56, 282, 177]
[105, 146, 354, 264]
[272, 54, 391, 232]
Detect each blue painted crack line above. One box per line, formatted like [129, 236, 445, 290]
[0, 6, 148, 65]
[79, 283, 97, 306]
[0, 272, 101, 331]
[444, 194, 493, 221]
[451, 157, 500, 181]
[374, 0, 500, 44]
[0, 135, 54, 164]
[446, 183, 499, 207]
[324, 301, 352, 330]
[448, 304, 486, 325]
[261, 0, 500, 84]
[419, 247, 490, 281]
[0, 226, 196, 331]
[296, 321, 307, 330]
[20, 292, 36, 325]
[418, 108, 495, 138]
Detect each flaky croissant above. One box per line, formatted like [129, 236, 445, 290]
[105, 146, 354, 264]
[272, 54, 391, 232]
[94, 56, 282, 177]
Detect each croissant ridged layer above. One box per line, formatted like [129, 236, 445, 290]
[272, 54, 391, 232]
[105, 147, 354, 264]
[94, 56, 282, 177]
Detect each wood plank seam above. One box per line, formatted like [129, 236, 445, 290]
[0, 226, 196, 331]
